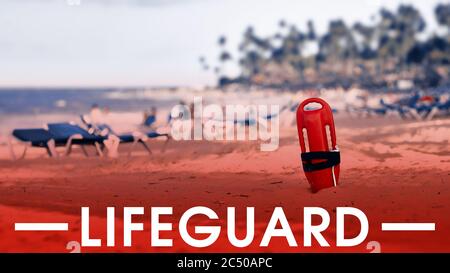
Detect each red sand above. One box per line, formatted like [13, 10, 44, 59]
[0, 114, 449, 252]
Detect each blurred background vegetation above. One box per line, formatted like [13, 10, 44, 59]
[202, 3, 450, 91]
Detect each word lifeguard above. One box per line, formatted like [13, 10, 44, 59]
[81, 206, 369, 248]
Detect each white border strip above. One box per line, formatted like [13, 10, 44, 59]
[381, 223, 435, 231]
[15, 223, 69, 231]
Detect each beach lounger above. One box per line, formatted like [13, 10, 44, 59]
[352, 94, 420, 120]
[11, 128, 59, 158]
[47, 123, 107, 156]
[10, 123, 107, 159]
[80, 115, 170, 155]
[425, 98, 450, 120]
[49, 122, 157, 157]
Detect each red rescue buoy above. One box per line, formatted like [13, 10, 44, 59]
[296, 98, 340, 193]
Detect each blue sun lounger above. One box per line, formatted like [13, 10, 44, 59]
[11, 123, 107, 158]
[47, 123, 107, 156]
[48, 122, 163, 156]
[80, 115, 170, 155]
[47, 123, 105, 144]
[80, 115, 169, 140]
[12, 128, 62, 157]
[423, 98, 450, 120]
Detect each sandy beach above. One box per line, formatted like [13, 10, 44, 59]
[0, 106, 449, 252]
[2, 0, 450, 260]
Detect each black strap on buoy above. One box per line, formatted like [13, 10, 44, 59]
[301, 151, 340, 172]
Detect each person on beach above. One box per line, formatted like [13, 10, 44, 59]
[88, 103, 113, 134]
[89, 104, 103, 124]
[143, 106, 158, 129]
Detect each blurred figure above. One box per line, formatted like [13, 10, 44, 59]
[170, 100, 190, 122]
[102, 106, 110, 117]
[143, 106, 157, 129]
[89, 103, 103, 124]
[86, 103, 113, 135]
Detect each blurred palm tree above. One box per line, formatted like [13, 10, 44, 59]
[217, 35, 232, 78]
[318, 19, 357, 81]
[198, 56, 209, 71]
[238, 26, 272, 80]
[435, 3, 450, 35]
[353, 22, 376, 60]
[377, 5, 425, 73]
[434, 3, 450, 63]
[307, 20, 316, 40]
[205, 3, 450, 89]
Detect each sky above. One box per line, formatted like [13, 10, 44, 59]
[0, 0, 447, 88]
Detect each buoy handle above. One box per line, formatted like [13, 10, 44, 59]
[296, 98, 337, 151]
